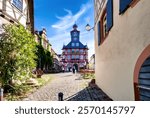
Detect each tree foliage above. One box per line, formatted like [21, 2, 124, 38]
[0, 24, 37, 89]
[35, 44, 53, 72]
[45, 49, 53, 71]
[36, 45, 46, 70]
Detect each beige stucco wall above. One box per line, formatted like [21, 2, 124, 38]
[95, 0, 150, 100]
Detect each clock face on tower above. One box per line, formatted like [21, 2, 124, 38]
[71, 31, 79, 41]
[73, 32, 78, 37]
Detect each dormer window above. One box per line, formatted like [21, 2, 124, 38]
[72, 43, 75, 46]
[76, 43, 79, 47]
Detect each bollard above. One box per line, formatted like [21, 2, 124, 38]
[0, 88, 4, 101]
[58, 92, 63, 101]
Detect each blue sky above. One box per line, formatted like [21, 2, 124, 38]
[34, 0, 94, 59]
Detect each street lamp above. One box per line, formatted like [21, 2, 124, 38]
[85, 23, 94, 31]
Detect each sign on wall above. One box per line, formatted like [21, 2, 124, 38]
[12, 0, 23, 12]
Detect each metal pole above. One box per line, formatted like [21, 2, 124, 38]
[0, 88, 4, 101]
[58, 92, 63, 101]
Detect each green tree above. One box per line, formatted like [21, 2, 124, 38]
[45, 50, 53, 71]
[35, 45, 53, 72]
[0, 24, 37, 91]
[35, 45, 46, 70]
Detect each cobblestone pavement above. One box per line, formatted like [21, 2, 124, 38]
[23, 72, 112, 101]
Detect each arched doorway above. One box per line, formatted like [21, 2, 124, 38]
[134, 45, 150, 101]
[73, 63, 78, 72]
[67, 64, 72, 72]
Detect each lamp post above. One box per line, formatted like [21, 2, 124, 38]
[85, 24, 94, 31]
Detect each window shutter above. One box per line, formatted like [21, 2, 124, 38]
[97, 21, 101, 46]
[106, 0, 113, 32]
[119, 0, 133, 14]
[138, 57, 150, 101]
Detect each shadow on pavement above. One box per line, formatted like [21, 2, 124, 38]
[64, 86, 112, 101]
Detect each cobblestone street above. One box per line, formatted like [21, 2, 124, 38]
[23, 72, 112, 101]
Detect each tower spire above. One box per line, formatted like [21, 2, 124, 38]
[73, 23, 78, 29]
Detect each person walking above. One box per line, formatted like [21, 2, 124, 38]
[62, 66, 64, 73]
[72, 66, 75, 74]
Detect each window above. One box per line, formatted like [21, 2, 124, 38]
[119, 0, 132, 14]
[67, 49, 70, 53]
[72, 49, 75, 53]
[72, 55, 75, 59]
[102, 10, 108, 40]
[80, 55, 83, 60]
[95, 0, 105, 21]
[120, 0, 139, 14]
[106, 0, 113, 32]
[80, 49, 83, 53]
[97, 21, 101, 46]
[76, 49, 79, 54]
[76, 43, 79, 47]
[74, 37, 78, 41]
[98, 0, 113, 45]
[72, 43, 75, 46]
[12, 0, 23, 12]
[76, 55, 79, 59]
[67, 55, 70, 60]
[73, 32, 78, 36]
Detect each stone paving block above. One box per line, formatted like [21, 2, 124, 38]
[23, 73, 112, 101]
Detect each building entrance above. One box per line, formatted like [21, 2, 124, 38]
[73, 64, 78, 72]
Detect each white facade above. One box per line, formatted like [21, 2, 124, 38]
[0, 0, 32, 28]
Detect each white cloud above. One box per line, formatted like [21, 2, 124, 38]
[49, 0, 95, 59]
[51, 2, 92, 32]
